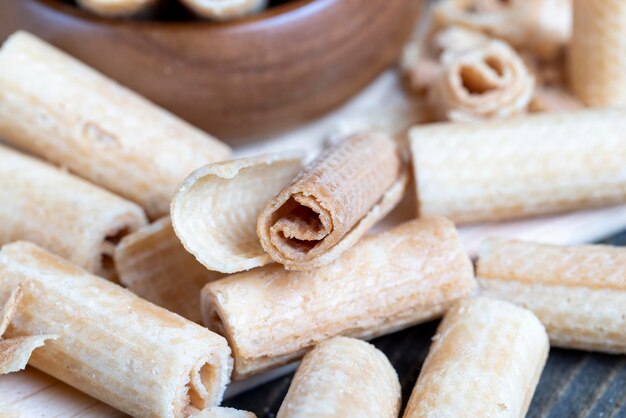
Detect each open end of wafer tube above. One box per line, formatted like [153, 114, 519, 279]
[99, 225, 134, 281]
[459, 55, 504, 95]
[186, 361, 217, 410]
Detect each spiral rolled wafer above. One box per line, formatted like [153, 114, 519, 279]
[180, 0, 267, 20]
[568, 0, 626, 106]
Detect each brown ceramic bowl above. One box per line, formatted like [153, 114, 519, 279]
[0, 0, 422, 143]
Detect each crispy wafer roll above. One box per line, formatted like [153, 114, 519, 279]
[171, 152, 304, 274]
[257, 133, 406, 270]
[115, 217, 221, 323]
[428, 38, 534, 121]
[202, 217, 476, 379]
[180, 0, 267, 20]
[477, 239, 626, 353]
[403, 297, 549, 418]
[529, 87, 583, 113]
[410, 107, 626, 224]
[568, 0, 626, 106]
[76, 0, 156, 17]
[0, 145, 146, 281]
[277, 337, 400, 418]
[191, 407, 257, 418]
[0, 242, 233, 418]
[0, 31, 231, 219]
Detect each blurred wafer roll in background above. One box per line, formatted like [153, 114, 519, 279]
[568, 0, 626, 106]
[410, 108, 626, 224]
[115, 217, 222, 323]
[191, 407, 257, 418]
[257, 133, 407, 270]
[403, 297, 549, 418]
[180, 0, 267, 20]
[0, 31, 231, 219]
[477, 239, 626, 353]
[0, 145, 146, 281]
[76, 0, 157, 17]
[276, 337, 400, 418]
[0, 241, 233, 418]
[202, 217, 476, 379]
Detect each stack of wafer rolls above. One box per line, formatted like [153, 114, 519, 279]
[568, 0, 626, 106]
[410, 107, 626, 224]
[277, 337, 400, 418]
[115, 217, 222, 323]
[0, 241, 233, 418]
[403, 297, 549, 418]
[0, 31, 231, 219]
[0, 145, 147, 281]
[76, 0, 157, 17]
[201, 217, 476, 379]
[477, 239, 626, 353]
[180, 0, 267, 20]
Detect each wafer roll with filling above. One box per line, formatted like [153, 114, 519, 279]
[180, 0, 267, 20]
[410, 108, 626, 224]
[277, 337, 400, 418]
[568, 0, 626, 106]
[0, 145, 146, 281]
[428, 38, 534, 121]
[403, 297, 548, 418]
[191, 407, 257, 418]
[0, 242, 233, 418]
[0, 31, 231, 219]
[257, 133, 406, 270]
[115, 217, 221, 323]
[477, 239, 626, 353]
[171, 152, 304, 274]
[202, 217, 476, 379]
[76, 0, 157, 17]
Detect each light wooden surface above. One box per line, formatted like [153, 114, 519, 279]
[2, 69, 626, 417]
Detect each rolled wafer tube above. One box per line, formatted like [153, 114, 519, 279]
[171, 152, 305, 274]
[477, 238, 626, 353]
[257, 133, 407, 270]
[191, 407, 257, 418]
[202, 217, 476, 379]
[0, 145, 146, 281]
[180, 0, 267, 20]
[403, 297, 549, 418]
[568, 0, 626, 106]
[0, 242, 233, 418]
[410, 107, 626, 224]
[0, 31, 231, 219]
[115, 217, 222, 323]
[277, 337, 400, 418]
[76, 0, 157, 17]
[427, 39, 535, 122]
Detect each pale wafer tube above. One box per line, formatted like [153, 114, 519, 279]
[0, 31, 231, 219]
[191, 407, 256, 418]
[171, 152, 304, 274]
[568, 0, 626, 106]
[428, 38, 535, 122]
[180, 0, 267, 20]
[0, 145, 146, 281]
[410, 108, 626, 224]
[277, 337, 400, 418]
[202, 217, 476, 379]
[0, 242, 233, 418]
[76, 0, 157, 17]
[477, 238, 626, 353]
[403, 297, 549, 418]
[257, 133, 406, 270]
[115, 217, 222, 323]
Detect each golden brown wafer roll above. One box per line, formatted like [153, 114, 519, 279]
[171, 152, 304, 274]
[115, 217, 221, 323]
[257, 133, 406, 270]
[0, 31, 230, 219]
[191, 407, 257, 418]
[202, 217, 476, 379]
[403, 297, 549, 418]
[477, 238, 626, 353]
[428, 38, 535, 121]
[410, 107, 626, 224]
[76, 0, 156, 17]
[568, 0, 626, 106]
[180, 0, 267, 20]
[0, 241, 233, 418]
[277, 337, 400, 418]
[0, 145, 146, 281]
